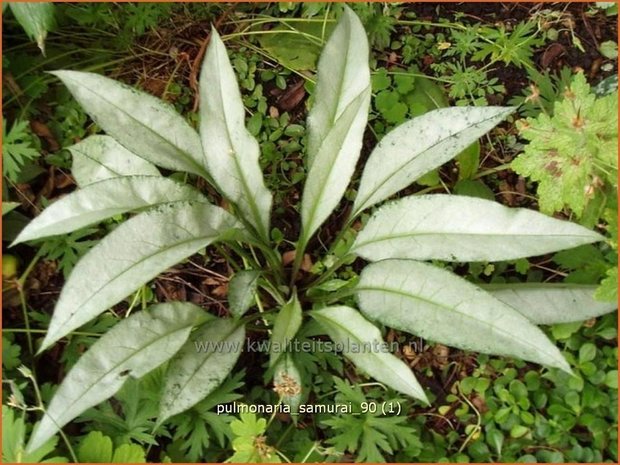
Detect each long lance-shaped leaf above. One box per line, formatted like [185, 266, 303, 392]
[298, 7, 371, 248]
[483, 283, 617, 325]
[51, 70, 207, 177]
[306, 6, 370, 168]
[200, 29, 272, 241]
[159, 318, 245, 422]
[270, 293, 302, 368]
[12, 176, 205, 245]
[311, 306, 428, 403]
[27, 302, 207, 452]
[9, 2, 54, 54]
[356, 260, 571, 372]
[351, 195, 605, 262]
[352, 106, 514, 217]
[39, 202, 242, 352]
[69, 135, 160, 187]
[300, 89, 370, 248]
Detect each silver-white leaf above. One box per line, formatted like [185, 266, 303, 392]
[485, 283, 617, 325]
[299, 6, 371, 247]
[352, 195, 604, 262]
[301, 90, 370, 246]
[228, 270, 261, 318]
[39, 201, 241, 352]
[352, 106, 514, 217]
[159, 318, 245, 422]
[51, 70, 207, 177]
[311, 305, 428, 402]
[306, 5, 370, 168]
[13, 176, 205, 244]
[27, 302, 206, 452]
[70, 135, 160, 187]
[356, 260, 571, 372]
[200, 29, 272, 241]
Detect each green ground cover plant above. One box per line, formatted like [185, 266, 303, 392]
[3, 2, 617, 463]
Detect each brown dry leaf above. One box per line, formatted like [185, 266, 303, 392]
[31, 120, 60, 152]
[282, 250, 296, 267]
[471, 395, 489, 414]
[583, 317, 597, 328]
[432, 344, 450, 368]
[300, 253, 313, 272]
[55, 171, 75, 189]
[499, 180, 515, 206]
[203, 277, 221, 286]
[540, 42, 566, 68]
[212, 283, 229, 298]
[277, 80, 305, 111]
[281, 250, 312, 272]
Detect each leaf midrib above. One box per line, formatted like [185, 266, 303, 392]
[356, 284, 563, 365]
[50, 318, 194, 426]
[26, 179, 202, 239]
[302, 90, 367, 241]
[353, 110, 511, 215]
[313, 310, 424, 399]
[353, 230, 596, 250]
[53, 209, 224, 337]
[212, 43, 269, 241]
[162, 322, 243, 416]
[63, 74, 206, 177]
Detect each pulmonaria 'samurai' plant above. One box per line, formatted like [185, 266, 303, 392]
[17, 7, 616, 452]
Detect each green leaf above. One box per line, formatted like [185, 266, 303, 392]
[406, 75, 449, 117]
[2, 119, 40, 182]
[270, 293, 302, 368]
[484, 283, 617, 324]
[229, 412, 280, 463]
[356, 260, 571, 372]
[159, 318, 245, 422]
[228, 270, 261, 318]
[456, 140, 480, 180]
[310, 306, 428, 402]
[9, 2, 54, 54]
[599, 40, 618, 59]
[200, 29, 272, 241]
[595, 266, 618, 302]
[351, 195, 604, 262]
[13, 176, 205, 245]
[453, 179, 495, 200]
[2, 202, 20, 216]
[604, 370, 618, 388]
[352, 106, 514, 217]
[39, 201, 241, 352]
[27, 302, 206, 452]
[77, 432, 112, 462]
[77, 429, 146, 463]
[306, 6, 371, 168]
[112, 444, 146, 463]
[69, 135, 160, 187]
[51, 70, 207, 177]
[579, 343, 597, 364]
[257, 20, 333, 71]
[512, 72, 618, 221]
[3, 406, 67, 463]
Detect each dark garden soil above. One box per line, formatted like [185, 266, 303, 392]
[2, 2, 617, 459]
